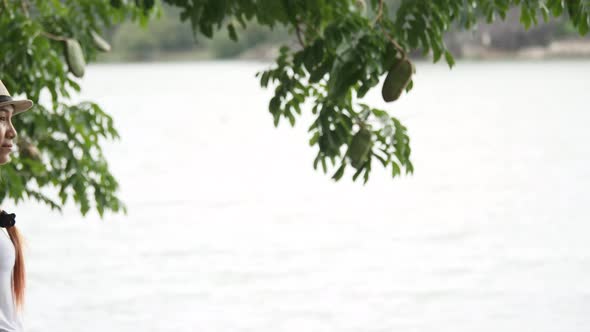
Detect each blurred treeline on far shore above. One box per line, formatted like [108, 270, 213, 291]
[98, 1, 590, 63]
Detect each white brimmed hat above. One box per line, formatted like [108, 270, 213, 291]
[0, 80, 33, 115]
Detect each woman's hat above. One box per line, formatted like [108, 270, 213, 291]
[0, 80, 33, 115]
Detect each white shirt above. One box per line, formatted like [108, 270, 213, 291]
[0, 229, 23, 332]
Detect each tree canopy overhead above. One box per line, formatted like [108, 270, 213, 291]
[0, 0, 588, 216]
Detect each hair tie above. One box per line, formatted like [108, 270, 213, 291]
[0, 210, 16, 228]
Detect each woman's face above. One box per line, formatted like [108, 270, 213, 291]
[0, 105, 17, 165]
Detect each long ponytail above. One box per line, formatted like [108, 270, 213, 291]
[6, 226, 25, 311]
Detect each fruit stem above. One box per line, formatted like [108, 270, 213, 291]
[41, 31, 68, 42]
[380, 26, 407, 59]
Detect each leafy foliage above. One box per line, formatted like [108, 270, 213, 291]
[0, 0, 588, 216]
[164, 0, 589, 183]
[0, 0, 157, 216]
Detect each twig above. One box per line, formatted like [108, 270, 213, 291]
[351, 112, 365, 127]
[373, 0, 384, 24]
[41, 31, 68, 42]
[371, 0, 406, 58]
[295, 20, 305, 48]
[380, 26, 407, 59]
[20, 0, 29, 17]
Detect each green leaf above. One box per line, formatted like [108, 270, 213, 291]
[227, 23, 238, 41]
[405, 79, 414, 93]
[309, 131, 320, 146]
[331, 162, 346, 181]
[444, 50, 455, 68]
[352, 165, 364, 182]
[520, 9, 532, 29]
[579, 14, 589, 35]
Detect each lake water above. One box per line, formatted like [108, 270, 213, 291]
[14, 61, 590, 332]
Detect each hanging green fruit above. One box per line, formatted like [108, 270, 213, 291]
[381, 57, 413, 102]
[64, 38, 85, 78]
[90, 30, 111, 52]
[355, 0, 366, 13]
[347, 128, 372, 169]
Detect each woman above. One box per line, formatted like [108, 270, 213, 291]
[0, 80, 33, 332]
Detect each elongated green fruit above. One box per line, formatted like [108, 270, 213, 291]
[347, 128, 372, 169]
[355, 0, 366, 13]
[91, 30, 111, 52]
[65, 39, 85, 78]
[382, 58, 413, 102]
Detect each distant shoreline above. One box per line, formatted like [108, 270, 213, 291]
[461, 39, 590, 60]
[97, 39, 590, 63]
